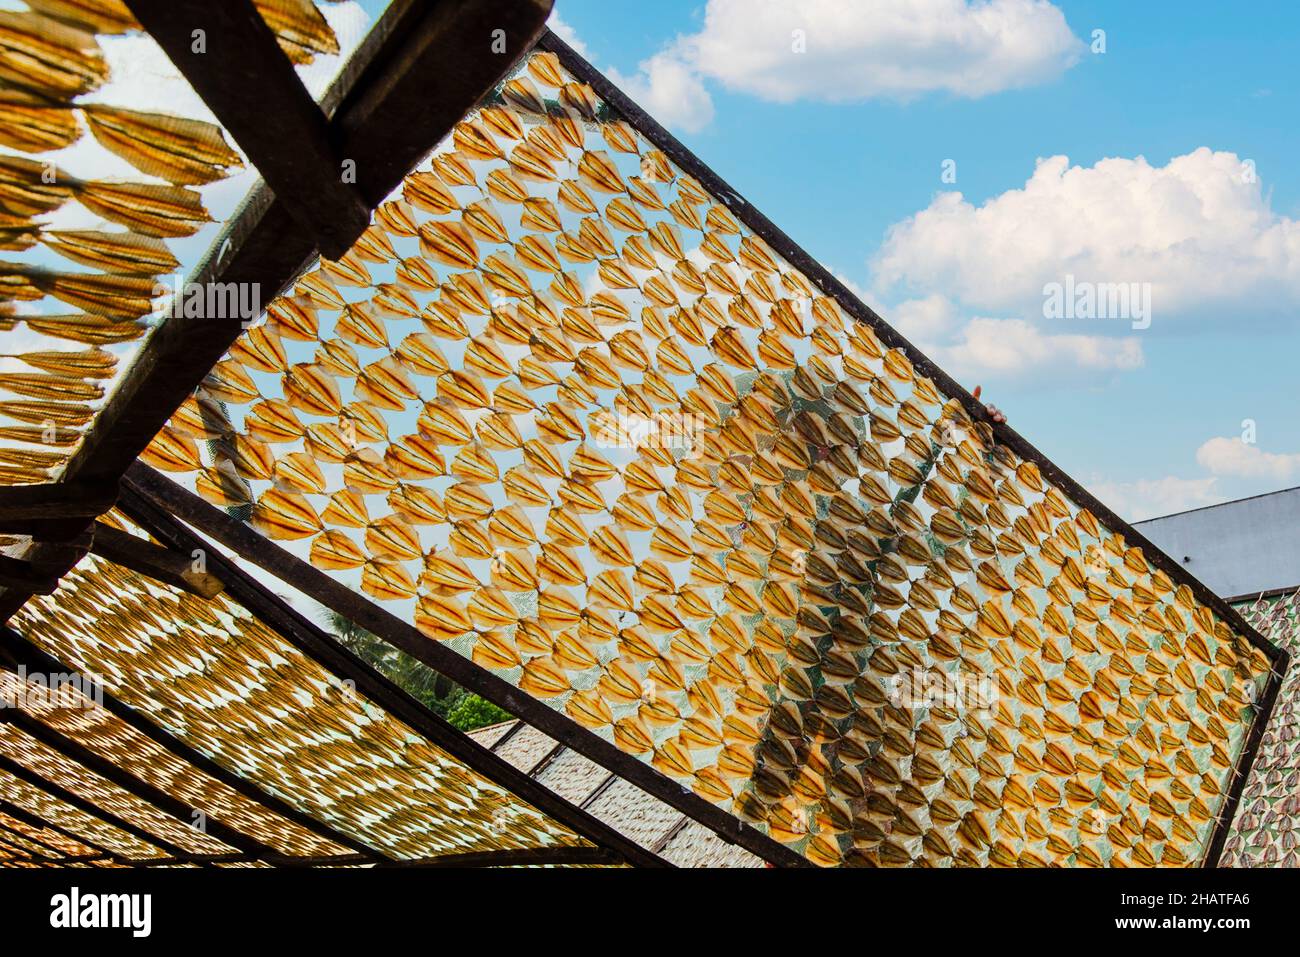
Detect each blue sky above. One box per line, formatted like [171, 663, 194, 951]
[539, 0, 1300, 520]
[9, 0, 1293, 524]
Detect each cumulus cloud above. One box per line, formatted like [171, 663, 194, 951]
[608, 53, 716, 134]
[548, 6, 713, 133]
[873, 148, 1300, 319]
[1196, 437, 1300, 481]
[547, 10, 590, 58]
[1085, 475, 1222, 523]
[682, 0, 1083, 102]
[830, 281, 1145, 382]
[563, 1, 1080, 133]
[938, 317, 1143, 380]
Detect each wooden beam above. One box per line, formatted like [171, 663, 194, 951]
[0, 832, 56, 862]
[122, 0, 370, 259]
[128, 851, 369, 868]
[0, 816, 82, 860]
[125, 464, 809, 867]
[0, 754, 181, 857]
[126, 846, 618, 868]
[117, 478, 671, 869]
[0, 626, 385, 862]
[0, 481, 118, 527]
[62, 0, 553, 492]
[0, 708, 278, 859]
[0, 556, 57, 596]
[89, 521, 223, 599]
[0, 0, 555, 623]
[329, 0, 555, 208]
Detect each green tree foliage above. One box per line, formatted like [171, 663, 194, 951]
[324, 610, 511, 731]
[445, 693, 511, 732]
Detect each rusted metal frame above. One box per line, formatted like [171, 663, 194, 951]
[0, 708, 277, 859]
[0, 0, 555, 622]
[537, 28, 1290, 867]
[121, 0, 370, 258]
[116, 479, 671, 869]
[126, 464, 808, 867]
[0, 754, 181, 858]
[88, 520, 224, 599]
[0, 625, 386, 862]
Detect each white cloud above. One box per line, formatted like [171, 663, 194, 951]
[557, 1, 1077, 134]
[547, 9, 590, 58]
[873, 148, 1300, 319]
[548, 6, 713, 134]
[1085, 475, 1222, 522]
[682, 0, 1083, 102]
[938, 316, 1143, 380]
[1196, 437, 1300, 481]
[608, 52, 716, 134]
[828, 281, 1145, 382]
[888, 292, 960, 342]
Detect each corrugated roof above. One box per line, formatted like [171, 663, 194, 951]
[1135, 486, 1300, 601]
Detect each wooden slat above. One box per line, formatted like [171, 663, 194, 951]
[0, 708, 275, 858]
[0, 0, 556, 621]
[0, 482, 117, 525]
[0, 754, 180, 858]
[0, 797, 110, 858]
[122, 0, 370, 258]
[387, 846, 620, 868]
[0, 557, 57, 596]
[89, 521, 224, 599]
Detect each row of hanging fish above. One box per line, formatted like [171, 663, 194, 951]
[0, 1, 348, 484]
[14, 542, 597, 861]
[1217, 592, 1300, 867]
[145, 47, 1275, 867]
